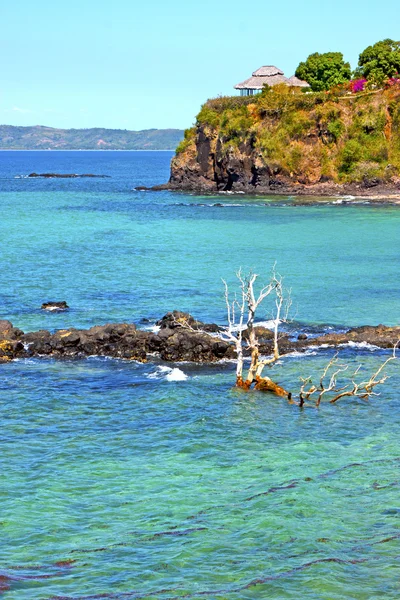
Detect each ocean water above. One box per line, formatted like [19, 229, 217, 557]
[0, 151, 399, 599]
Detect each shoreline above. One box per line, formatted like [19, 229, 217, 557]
[148, 182, 400, 204]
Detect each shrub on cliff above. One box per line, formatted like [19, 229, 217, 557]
[176, 127, 196, 154]
[220, 106, 254, 143]
[196, 105, 220, 128]
[295, 52, 351, 91]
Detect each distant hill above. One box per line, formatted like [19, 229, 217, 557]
[0, 125, 184, 150]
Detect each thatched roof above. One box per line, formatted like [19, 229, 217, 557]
[234, 73, 289, 90]
[234, 65, 310, 90]
[252, 65, 284, 76]
[287, 75, 310, 88]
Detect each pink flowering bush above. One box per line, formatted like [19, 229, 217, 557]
[349, 79, 367, 93]
[385, 75, 400, 88]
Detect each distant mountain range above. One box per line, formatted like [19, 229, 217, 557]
[0, 125, 184, 150]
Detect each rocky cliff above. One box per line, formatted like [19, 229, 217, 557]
[165, 86, 400, 196]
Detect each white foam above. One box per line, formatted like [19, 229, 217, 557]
[141, 324, 160, 333]
[283, 349, 318, 358]
[256, 319, 279, 330]
[307, 343, 334, 349]
[334, 195, 355, 201]
[342, 341, 380, 351]
[224, 318, 279, 334]
[166, 367, 188, 381]
[147, 365, 188, 381]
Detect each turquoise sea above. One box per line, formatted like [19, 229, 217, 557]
[1, 151, 399, 598]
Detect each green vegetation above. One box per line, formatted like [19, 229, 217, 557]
[174, 38, 400, 187]
[294, 39, 400, 90]
[295, 52, 351, 91]
[358, 39, 400, 85]
[179, 84, 400, 185]
[0, 125, 184, 150]
[176, 127, 196, 154]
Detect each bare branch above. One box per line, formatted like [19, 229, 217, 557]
[223, 265, 291, 394]
[329, 343, 398, 403]
[223, 266, 396, 408]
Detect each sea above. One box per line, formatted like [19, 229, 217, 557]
[0, 150, 399, 599]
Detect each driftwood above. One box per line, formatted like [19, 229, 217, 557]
[221, 267, 397, 406]
[222, 266, 291, 397]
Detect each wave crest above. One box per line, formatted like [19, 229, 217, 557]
[146, 365, 188, 381]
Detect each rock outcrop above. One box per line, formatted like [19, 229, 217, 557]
[305, 324, 400, 349]
[165, 123, 400, 198]
[0, 314, 233, 363]
[0, 315, 398, 364]
[28, 173, 110, 178]
[156, 88, 400, 199]
[41, 301, 69, 311]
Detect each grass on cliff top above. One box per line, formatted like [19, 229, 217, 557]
[177, 84, 400, 184]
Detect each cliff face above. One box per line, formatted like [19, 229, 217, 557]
[168, 86, 400, 195]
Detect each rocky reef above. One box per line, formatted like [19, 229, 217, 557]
[28, 173, 110, 178]
[0, 312, 233, 363]
[0, 311, 399, 364]
[156, 87, 400, 199]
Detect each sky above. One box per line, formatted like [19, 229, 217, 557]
[1, 0, 399, 131]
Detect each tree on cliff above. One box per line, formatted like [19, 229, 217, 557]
[295, 52, 351, 91]
[221, 267, 397, 407]
[357, 39, 400, 85]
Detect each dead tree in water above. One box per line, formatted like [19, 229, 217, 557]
[221, 267, 397, 405]
[221, 266, 292, 398]
[299, 347, 398, 407]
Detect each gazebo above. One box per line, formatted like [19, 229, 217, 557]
[234, 66, 309, 96]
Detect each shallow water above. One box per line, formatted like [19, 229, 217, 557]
[0, 152, 399, 598]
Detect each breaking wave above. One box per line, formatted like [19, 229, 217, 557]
[343, 341, 380, 351]
[146, 365, 188, 381]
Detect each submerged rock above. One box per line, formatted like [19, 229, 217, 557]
[41, 301, 69, 311]
[28, 173, 110, 178]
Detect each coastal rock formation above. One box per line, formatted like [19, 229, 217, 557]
[306, 324, 400, 349]
[0, 314, 232, 363]
[158, 87, 400, 198]
[0, 315, 398, 364]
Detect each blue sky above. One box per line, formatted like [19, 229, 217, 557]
[1, 0, 398, 131]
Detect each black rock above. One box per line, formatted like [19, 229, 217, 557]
[156, 310, 220, 332]
[0, 320, 24, 340]
[41, 301, 69, 311]
[28, 173, 109, 178]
